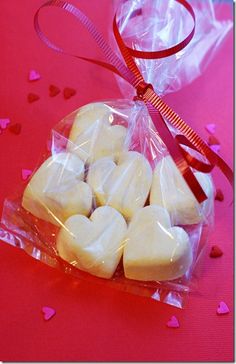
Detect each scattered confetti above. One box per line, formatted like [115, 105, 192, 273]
[205, 123, 216, 135]
[0, 118, 10, 129]
[63, 87, 76, 99]
[215, 188, 224, 202]
[166, 316, 179, 328]
[209, 245, 223, 258]
[9, 123, 22, 135]
[208, 135, 220, 146]
[29, 70, 41, 81]
[28, 93, 40, 103]
[217, 301, 230, 315]
[49, 84, 61, 97]
[21, 169, 32, 181]
[41, 306, 56, 321]
[210, 144, 220, 154]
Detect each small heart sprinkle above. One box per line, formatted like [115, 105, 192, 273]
[210, 144, 220, 154]
[63, 87, 76, 100]
[29, 70, 41, 81]
[215, 188, 224, 202]
[28, 93, 40, 103]
[205, 123, 216, 135]
[42, 306, 56, 321]
[167, 316, 179, 328]
[217, 301, 229, 315]
[49, 84, 60, 97]
[21, 169, 32, 181]
[9, 123, 22, 135]
[208, 135, 220, 146]
[210, 245, 223, 258]
[0, 118, 10, 129]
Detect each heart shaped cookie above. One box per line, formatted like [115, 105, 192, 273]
[87, 151, 152, 220]
[123, 205, 192, 281]
[56, 206, 127, 279]
[150, 155, 214, 225]
[67, 102, 127, 164]
[22, 152, 92, 226]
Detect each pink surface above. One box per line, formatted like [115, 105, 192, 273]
[0, 0, 233, 361]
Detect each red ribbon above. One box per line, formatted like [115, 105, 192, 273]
[34, 0, 233, 204]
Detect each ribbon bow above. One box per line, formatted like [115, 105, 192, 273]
[34, 0, 233, 203]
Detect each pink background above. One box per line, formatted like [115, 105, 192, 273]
[0, 0, 233, 361]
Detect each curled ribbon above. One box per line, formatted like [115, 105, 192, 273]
[34, 0, 233, 203]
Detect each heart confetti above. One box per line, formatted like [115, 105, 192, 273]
[63, 87, 76, 99]
[21, 169, 32, 181]
[0, 118, 10, 129]
[49, 84, 61, 97]
[29, 70, 41, 82]
[217, 301, 230, 315]
[28, 93, 40, 103]
[205, 123, 216, 135]
[209, 245, 223, 258]
[166, 316, 180, 328]
[9, 123, 22, 135]
[215, 188, 224, 202]
[210, 144, 220, 154]
[42, 306, 56, 321]
[208, 135, 220, 146]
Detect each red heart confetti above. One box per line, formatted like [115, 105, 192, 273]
[208, 135, 220, 146]
[49, 84, 61, 97]
[63, 87, 76, 99]
[0, 118, 10, 129]
[205, 123, 216, 135]
[209, 245, 223, 258]
[9, 123, 22, 135]
[217, 301, 230, 315]
[21, 169, 32, 181]
[215, 188, 224, 202]
[210, 144, 220, 154]
[166, 316, 179, 328]
[42, 306, 56, 321]
[28, 69, 41, 82]
[28, 93, 40, 103]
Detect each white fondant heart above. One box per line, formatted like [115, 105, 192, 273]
[123, 205, 192, 281]
[67, 102, 127, 164]
[150, 155, 214, 225]
[56, 206, 127, 279]
[87, 151, 152, 220]
[22, 152, 92, 226]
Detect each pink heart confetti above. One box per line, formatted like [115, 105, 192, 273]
[217, 301, 230, 315]
[29, 69, 41, 81]
[205, 123, 216, 135]
[210, 144, 221, 154]
[166, 316, 180, 328]
[0, 118, 10, 129]
[21, 169, 32, 181]
[42, 306, 56, 321]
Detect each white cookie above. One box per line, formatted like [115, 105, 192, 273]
[57, 206, 127, 279]
[123, 205, 192, 281]
[150, 155, 214, 225]
[22, 152, 92, 226]
[87, 151, 152, 220]
[67, 102, 127, 164]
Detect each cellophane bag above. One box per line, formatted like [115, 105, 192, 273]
[0, 0, 232, 308]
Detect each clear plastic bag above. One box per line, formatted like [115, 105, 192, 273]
[0, 0, 232, 307]
[112, 0, 232, 97]
[0, 100, 214, 307]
